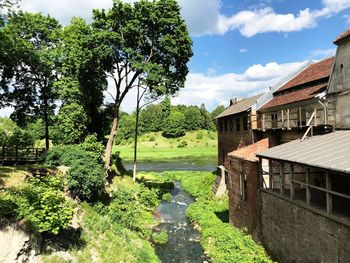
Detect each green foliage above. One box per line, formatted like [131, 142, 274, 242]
[0, 129, 8, 145]
[139, 104, 164, 133]
[14, 174, 74, 235]
[45, 145, 86, 166]
[177, 140, 188, 148]
[152, 230, 168, 245]
[0, 192, 18, 217]
[162, 192, 172, 201]
[80, 134, 104, 164]
[161, 171, 272, 263]
[67, 159, 105, 200]
[8, 127, 34, 147]
[196, 131, 204, 140]
[162, 110, 186, 138]
[211, 105, 225, 119]
[115, 114, 136, 144]
[52, 103, 88, 145]
[26, 119, 45, 141]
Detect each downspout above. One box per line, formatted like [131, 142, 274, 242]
[318, 99, 328, 125]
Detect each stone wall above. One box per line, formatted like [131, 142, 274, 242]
[260, 191, 350, 263]
[226, 157, 260, 239]
[217, 112, 254, 165]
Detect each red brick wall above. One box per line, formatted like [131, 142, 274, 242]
[226, 156, 260, 239]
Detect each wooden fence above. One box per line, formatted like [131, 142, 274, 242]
[0, 146, 47, 166]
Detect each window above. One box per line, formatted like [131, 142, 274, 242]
[243, 116, 248, 131]
[236, 118, 241, 132]
[271, 113, 278, 128]
[224, 120, 229, 132]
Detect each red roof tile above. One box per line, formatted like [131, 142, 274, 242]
[276, 57, 334, 93]
[228, 138, 269, 162]
[334, 28, 350, 45]
[260, 83, 327, 110]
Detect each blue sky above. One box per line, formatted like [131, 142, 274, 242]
[1, 0, 350, 116]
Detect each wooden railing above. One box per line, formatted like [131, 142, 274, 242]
[0, 146, 47, 165]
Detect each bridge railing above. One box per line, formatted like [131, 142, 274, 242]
[0, 146, 47, 164]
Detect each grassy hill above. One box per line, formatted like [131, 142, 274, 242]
[113, 130, 217, 161]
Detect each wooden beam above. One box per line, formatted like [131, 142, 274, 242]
[280, 162, 284, 195]
[269, 160, 273, 189]
[299, 106, 302, 128]
[290, 164, 294, 200]
[281, 110, 284, 129]
[287, 109, 290, 129]
[306, 168, 311, 205]
[326, 172, 332, 215]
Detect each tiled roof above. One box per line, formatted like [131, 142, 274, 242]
[276, 57, 334, 93]
[215, 93, 264, 119]
[259, 83, 327, 110]
[334, 28, 350, 45]
[228, 138, 269, 162]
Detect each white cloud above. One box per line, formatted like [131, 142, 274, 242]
[0, 107, 14, 117]
[344, 14, 350, 24]
[171, 60, 306, 111]
[239, 48, 248, 53]
[310, 48, 336, 58]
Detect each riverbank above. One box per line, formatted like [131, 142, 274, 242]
[139, 171, 273, 263]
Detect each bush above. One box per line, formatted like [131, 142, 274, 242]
[162, 193, 172, 201]
[0, 193, 18, 218]
[177, 140, 187, 148]
[152, 230, 168, 245]
[0, 129, 8, 146]
[149, 136, 156, 142]
[80, 134, 104, 164]
[45, 145, 85, 166]
[67, 159, 106, 200]
[16, 175, 74, 235]
[196, 131, 204, 140]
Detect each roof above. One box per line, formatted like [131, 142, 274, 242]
[215, 94, 264, 119]
[257, 131, 350, 174]
[276, 57, 334, 93]
[334, 28, 350, 45]
[259, 82, 327, 110]
[228, 139, 269, 162]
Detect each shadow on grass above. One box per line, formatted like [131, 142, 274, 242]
[137, 177, 174, 198]
[214, 210, 229, 223]
[42, 227, 86, 252]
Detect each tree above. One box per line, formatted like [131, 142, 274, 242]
[211, 105, 225, 119]
[2, 12, 62, 149]
[162, 110, 186, 138]
[200, 103, 215, 130]
[58, 18, 109, 140]
[93, 0, 192, 168]
[139, 104, 164, 133]
[183, 106, 204, 131]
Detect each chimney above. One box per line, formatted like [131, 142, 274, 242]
[230, 97, 242, 106]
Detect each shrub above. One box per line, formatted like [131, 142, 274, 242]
[16, 175, 74, 235]
[196, 131, 204, 140]
[138, 185, 159, 209]
[149, 136, 156, 142]
[177, 140, 188, 148]
[152, 230, 168, 245]
[0, 129, 8, 146]
[0, 193, 18, 218]
[67, 159, 105, 200]
[162, 111, 186, 138]
[80, 134, 104, 164]
[45, 145, 85, 166]
[162, 193, 172, 201]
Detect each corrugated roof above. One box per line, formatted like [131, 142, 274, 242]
[334, 28, 350, 45]
[276, 57, 334, 93]
[259, 83, 327, 110]
[228, 138, 269, 162]
[257, 131, 350, 174]
[215, 94, 264, 119]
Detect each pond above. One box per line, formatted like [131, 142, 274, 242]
[124, 157, 217, 172]
[154, 182, 209, 263]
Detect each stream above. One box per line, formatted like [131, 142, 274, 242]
[154, 182, 209, 263]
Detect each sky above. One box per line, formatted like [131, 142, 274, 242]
[1, 0, 350, 116]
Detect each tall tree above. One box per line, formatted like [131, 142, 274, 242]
[58, 18, 109, 140]
[93, 0, 192, 169]
[2, 12, 61, 149]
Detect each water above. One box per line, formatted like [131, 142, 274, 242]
[124, 157, 217, 172]
[154, 182, 209, 263]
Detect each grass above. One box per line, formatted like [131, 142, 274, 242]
[139, 171, 273, 263]
[113, 130, 217, 161]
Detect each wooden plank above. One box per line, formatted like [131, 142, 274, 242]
[290, 164, 294, 200]
[326, 172, 332, 215]
[280, 162, 284, 195]
[306, 167, 311, 205]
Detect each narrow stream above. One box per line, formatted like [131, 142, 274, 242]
[154, 182, 209, 263]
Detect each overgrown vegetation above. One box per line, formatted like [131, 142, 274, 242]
[157, 171, 273, 263]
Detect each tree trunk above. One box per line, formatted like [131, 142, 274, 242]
[43, 100, 50, 150]
[133, 98, 140, 182]
[104, 105, 120, 169]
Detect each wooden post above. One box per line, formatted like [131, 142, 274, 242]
[281, 110, 284, 129]
[326, 172, 332, 215]
[269, 160, 273, 189]
[262, 113, 265, 131]
[280, 162, 284, 195]
[314, 109, 317, 126]
[290, 164, 294, 200]
[299, 106, 302, 128]
[259, 157, 263, 188]
[287, 109, 290, 129]
[306, 167, 311, 205]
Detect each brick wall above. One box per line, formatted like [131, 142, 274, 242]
[261, 191, 350, 263]
[226, 156, 260, 239]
